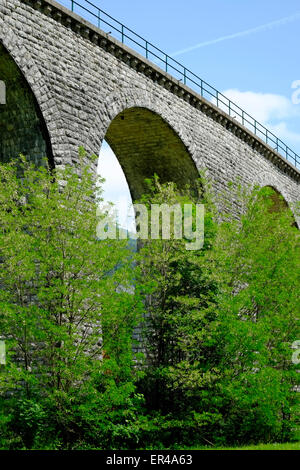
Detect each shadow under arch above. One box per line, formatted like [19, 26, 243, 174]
[255, 171, 299, 228]
[102, 107, 200, 201]
[258, 185, 298, 227]
[0, 42, 54, 167]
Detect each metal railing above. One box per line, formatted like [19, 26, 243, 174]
[60, 0, 299, 169]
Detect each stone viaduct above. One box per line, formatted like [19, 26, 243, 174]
[0, 0, 299, 225]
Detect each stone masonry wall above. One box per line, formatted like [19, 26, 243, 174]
[0, 0, 299, 224]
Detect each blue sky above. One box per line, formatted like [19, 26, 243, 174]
[57, 0, 300, 227]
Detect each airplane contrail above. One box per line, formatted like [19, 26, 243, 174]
[172, 12, 300, 57]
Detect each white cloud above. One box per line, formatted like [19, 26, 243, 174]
[268, 122, 300, 144]
[219, 89, 300, 155]
[97, 141, 135, 232]
[97, 142, 129, 199]
[220, 89, 299, 123]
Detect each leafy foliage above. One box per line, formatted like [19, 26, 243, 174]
[0, 155, 298, 449]
[136, 179, 299, 447]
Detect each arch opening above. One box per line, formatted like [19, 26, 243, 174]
[102, 107, 200, 202]
[0, 43, 53, 167]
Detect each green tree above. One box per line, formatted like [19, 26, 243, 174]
[135, 176, 222, 447]
[0, 151, 143, 449]
[207, 184, 300, 444]
[136, 179, 299, 447]
[0, 153, 298, 449]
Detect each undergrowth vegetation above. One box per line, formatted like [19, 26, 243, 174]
[0, 151, 299, 449]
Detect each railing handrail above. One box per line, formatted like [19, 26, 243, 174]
[63, 0, 299, 169]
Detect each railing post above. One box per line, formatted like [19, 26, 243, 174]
[71, 0, 74, 12]
[121, 25, 124, 43]
[242, 111, 244, 126]
[216, 91, 219, 107]
[183, 68, 186, 85]
[200, 79, 203, 97]
[145, 41, 148, 59]
[166, 55, 168, 73]
[98, 9, 101, 28]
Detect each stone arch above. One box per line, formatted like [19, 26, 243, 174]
[0, 19, 69, 166]
[256, 171, 299, 227]
[94, 87, 200, 200]
[262, 185, 289, 211]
